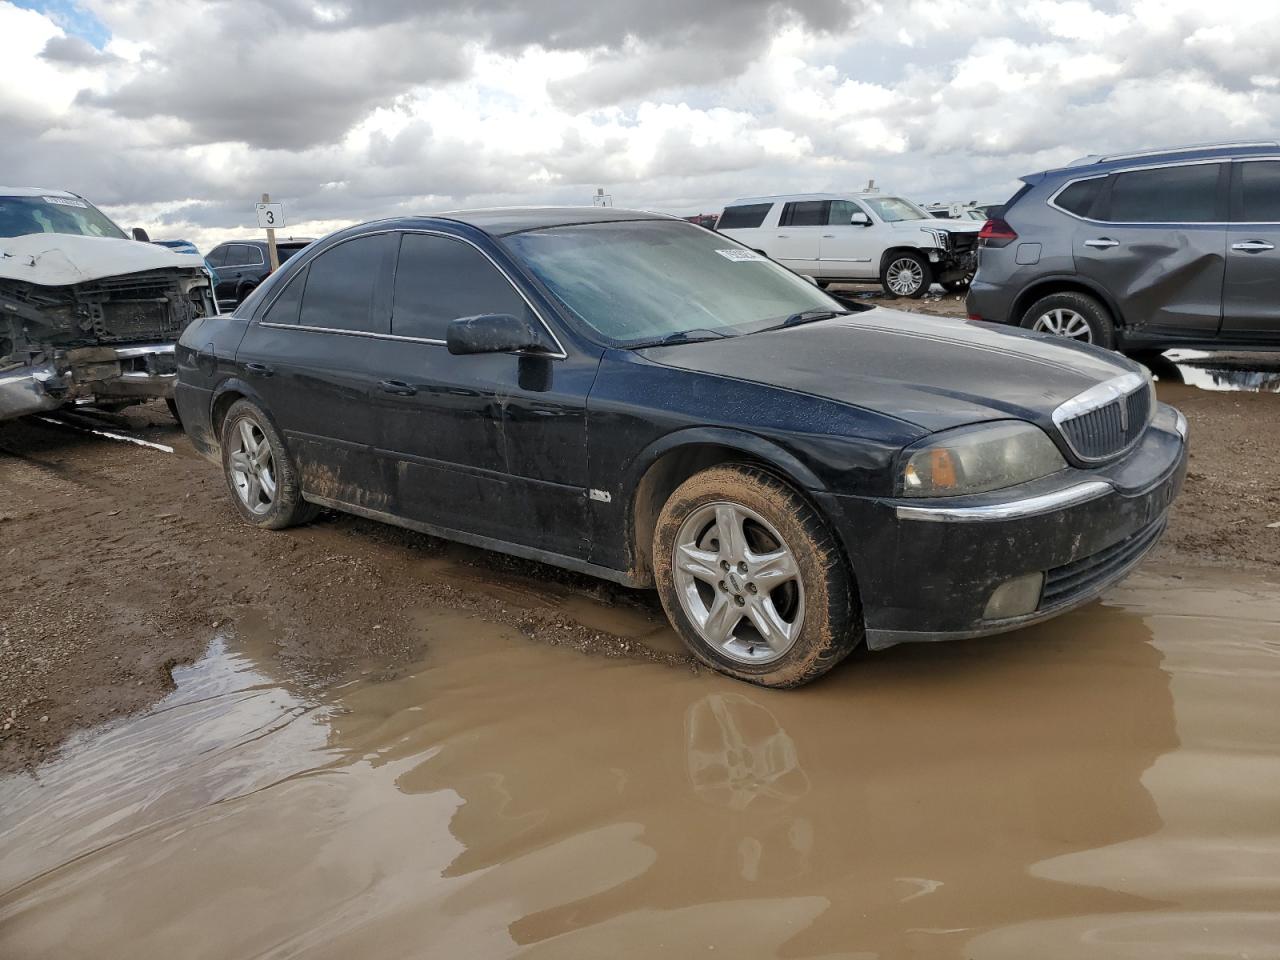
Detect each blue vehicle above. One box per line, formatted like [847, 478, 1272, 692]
[153, 239, 221, 290]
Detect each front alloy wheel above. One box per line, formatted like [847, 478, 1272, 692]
[881, 252, 930, 298]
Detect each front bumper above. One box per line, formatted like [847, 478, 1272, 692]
[829, 405, 1188, 650]
[0, 343, 178, 421]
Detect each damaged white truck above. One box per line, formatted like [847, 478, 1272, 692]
[0, 187, 216, 422]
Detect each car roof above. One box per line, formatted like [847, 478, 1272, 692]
[435, 206, 673, 237]
[724, 192, 894, 205]
[1037, 141, 1280, 180]
[0, 186, 82, 199]
[215, 237, 315, 247]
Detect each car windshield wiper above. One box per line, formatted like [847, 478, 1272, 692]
[754, 309, 853, 333]
[629, 328, 733, 348]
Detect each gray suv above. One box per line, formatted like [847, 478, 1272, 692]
[967, 141, 1280, 350]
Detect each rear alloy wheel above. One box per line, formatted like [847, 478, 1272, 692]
[881, 252, 931, 298]
[219, 399, 318, 529]
[1020, 291, 1115, 349]
[653, 464, 860, 687]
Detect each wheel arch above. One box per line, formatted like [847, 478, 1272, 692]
[625, 428, 829, 587]
[1011, 276, 1123, 330]
[209, 378, 270, 447]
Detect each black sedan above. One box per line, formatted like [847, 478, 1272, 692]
[174, 207, 1188, 687]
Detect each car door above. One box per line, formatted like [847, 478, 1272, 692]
[1072, 162, 1228, 339]
[817, 199, 880, 280]
[235, 233, 397, 506]
[206, 244, 232, 299]
[1222, 159, 1280, 343]
[767, 201, 825, 273]
[366, 230, 597, 559]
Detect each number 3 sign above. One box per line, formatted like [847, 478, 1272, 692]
[256, 203, 285, 229]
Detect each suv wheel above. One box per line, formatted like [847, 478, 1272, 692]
[220, 399, 319, 529]
[235, 280, 258, 304]
[1021, 291, 1115, 349]
[881, 252, 931, 298]
[653, 464, 861, 688]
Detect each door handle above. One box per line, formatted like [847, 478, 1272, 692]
[378, 379, 417, 396]
[1231, 239, 1275, 252]
[1083, 238, 1120, 249]
[244, 361, 274, 377]
[822, 234, 835, 238]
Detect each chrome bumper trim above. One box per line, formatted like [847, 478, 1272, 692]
[894, 480, 1113, 522]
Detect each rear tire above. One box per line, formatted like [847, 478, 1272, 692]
[1020, 291, 1115, 349]
[881, 251, 931, 298]
[219, 399, 319, 530]
[941, 277, 971, 294]
[653, 464, 860, 688]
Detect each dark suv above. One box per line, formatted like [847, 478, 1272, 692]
[967, 141, 1280, 350]
[206, 238, 313, 304]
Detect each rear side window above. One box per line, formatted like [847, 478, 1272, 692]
[1053, 177, 1105, 217]
[717, 203, 771, 230]
[392, 234, 529, 341]
[299, 234, 396, 333]
[1237, 161, 1280, 221]
[206, 245, 229, 267]
[262, 266, 306, 325]
[1107, 163, 1221, 223]
[780, 201, 827, 226]
[223, 245, 250, 266]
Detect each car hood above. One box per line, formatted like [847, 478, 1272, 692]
[891, 218, 981, 234]
[638, 307, 1137, 433]
[0, 233, 206, 286]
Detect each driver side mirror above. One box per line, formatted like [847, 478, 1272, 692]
[131, 227, 151, 242]
[850, 212, 871, 227]
[446, 313, 554, 356]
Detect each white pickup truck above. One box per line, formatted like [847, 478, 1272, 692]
[716, 192, 981, 298]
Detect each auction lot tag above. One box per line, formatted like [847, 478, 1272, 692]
[716, 248, 765, 262]
[42, 196, 89, 208]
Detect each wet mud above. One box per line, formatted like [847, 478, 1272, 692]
[2, 564, 1279, 958]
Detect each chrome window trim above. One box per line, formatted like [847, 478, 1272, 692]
[895, 480, 1112, 522]
[1052, 371, 1150, 463]
[1047, 158, 1226, 226]
[254, 227, 568, 359]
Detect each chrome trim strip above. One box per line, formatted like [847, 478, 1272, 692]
[1047, 159, 1226, 226]
[256, 227, 568, 360]
[894, 480, 1112, 522]
[1087, 141, 1277, 163]
[1052, 371, 1150, 463]
[113, 343, 176, 359]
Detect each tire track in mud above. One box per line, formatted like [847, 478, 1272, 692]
[1, 408, 692, 773]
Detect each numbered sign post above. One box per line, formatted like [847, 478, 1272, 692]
[255, 194, 285, 272]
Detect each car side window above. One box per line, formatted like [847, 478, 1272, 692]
[206, 245, 229, 267]
[827, 200, 859, 225]
[1236, 161, 1280, 222]
[262, 265, 307, 325]
[717, 203, 772, 229]
[1106, 163, 1221, 223]
[242, 245, 265, 266]
[1054, 177, 1106, 218]
[299, 234, 396, 334]
[224, 245, 250, 266]
[392, 233, 529, 341]
[780, 201, 827, 227]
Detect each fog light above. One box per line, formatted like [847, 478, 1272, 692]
[983, 572, 1044, 620]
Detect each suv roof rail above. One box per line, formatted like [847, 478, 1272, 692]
[1068, 140, 1280, 166]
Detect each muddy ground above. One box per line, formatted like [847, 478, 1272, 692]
[2, 293, 1279, 772]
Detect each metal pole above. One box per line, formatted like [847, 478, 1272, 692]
[262, 192, 280, 272]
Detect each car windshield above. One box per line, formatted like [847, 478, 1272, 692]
[862, 196, 931, 223]
[0, 195, 128, 240]
[503, 219, 840, 345]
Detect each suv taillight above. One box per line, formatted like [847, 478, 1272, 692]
[978, 218, 1017, 248]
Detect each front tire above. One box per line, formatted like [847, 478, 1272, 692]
[653, 464, 860, 688]
[1020, 291, 1115, 349]
[219, 399, 318, 529]
[881, 252, 931, 298]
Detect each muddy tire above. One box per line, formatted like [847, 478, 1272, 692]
[653, 464, 861, 688]
[1020, 291, 1115, 349]
[166, 397, 182, 424]
[881, 251, 931, 298]
[219, 399, 318, 530]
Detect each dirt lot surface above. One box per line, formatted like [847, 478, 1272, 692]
[1, 296, 1278, 774]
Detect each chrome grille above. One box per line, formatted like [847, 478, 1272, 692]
[1053, 373, 1152, 462]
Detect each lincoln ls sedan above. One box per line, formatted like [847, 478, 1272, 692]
[174, 207, 1188, 687]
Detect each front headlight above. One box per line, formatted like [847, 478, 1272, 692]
[900, 421, 1067, 497]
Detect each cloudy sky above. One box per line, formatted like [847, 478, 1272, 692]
[3, 0, 1278, 249]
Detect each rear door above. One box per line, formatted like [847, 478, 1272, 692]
[1222, 159, 1280, 343]
[1071, 162, 1227, 339]
[817, 199, 880, 280]
[235, 233, 397, 504]
[768, 201, 825, 273]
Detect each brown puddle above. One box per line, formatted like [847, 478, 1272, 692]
[2, 566, 1280, 958]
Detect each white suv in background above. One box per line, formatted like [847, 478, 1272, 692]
[716, 193, 981, 298]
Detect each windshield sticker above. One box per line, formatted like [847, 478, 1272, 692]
[42, 196, 89, 208]
[715, 248, 765, 262]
